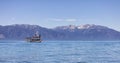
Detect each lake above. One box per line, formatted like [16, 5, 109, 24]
[0, 40, 120, 63]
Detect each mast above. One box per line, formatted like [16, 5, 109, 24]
[35, 31, 41, 38]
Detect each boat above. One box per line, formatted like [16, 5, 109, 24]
[26, 31, 42, 42]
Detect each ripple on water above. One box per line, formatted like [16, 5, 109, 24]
[17, 61, 32, 63]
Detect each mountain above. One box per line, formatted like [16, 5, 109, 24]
[54, 24, 120, 40]
[55, 24, 109, 31]
[0, 24, 65, 40]
[0, 24, 120, 40]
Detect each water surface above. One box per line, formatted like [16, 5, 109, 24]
[0, 40, 120, 63]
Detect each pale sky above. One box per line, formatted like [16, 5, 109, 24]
[0, 0, 120, 31]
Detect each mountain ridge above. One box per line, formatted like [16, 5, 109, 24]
[0, 24, 120, 40]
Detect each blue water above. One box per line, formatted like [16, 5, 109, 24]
[0, 40, 120, 63]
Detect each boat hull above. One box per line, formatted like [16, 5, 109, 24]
[26, 38, 42, 43]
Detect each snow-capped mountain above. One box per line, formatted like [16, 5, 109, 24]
[55, 24, 109, 30]
[54, 24, 120, 40]
[0, 24, 120, 40]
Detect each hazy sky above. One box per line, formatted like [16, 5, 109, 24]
[0, 0, 120, 31]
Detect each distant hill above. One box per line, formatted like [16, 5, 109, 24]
[54, 24, 120, 40]
[0, 24, 120, 40]
[0, 24, 65, 40]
